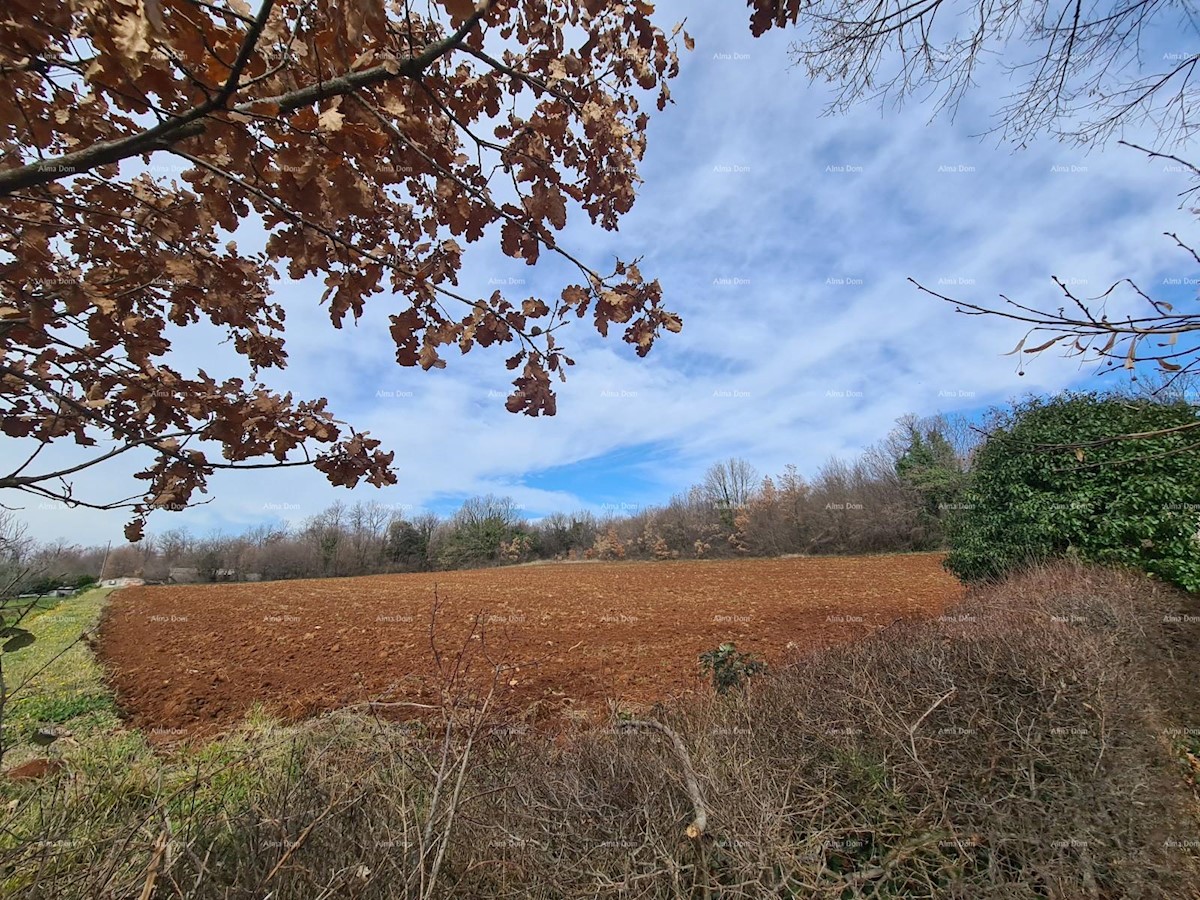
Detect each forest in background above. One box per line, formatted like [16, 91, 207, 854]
[8, 375, 1197, 594]
[1, 410, 977, 590]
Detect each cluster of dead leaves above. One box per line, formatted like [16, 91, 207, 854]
[744, 0, 804, 36]
[0, 0, 689, 537]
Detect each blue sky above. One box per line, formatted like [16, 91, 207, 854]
[7, 1, 1199, 543]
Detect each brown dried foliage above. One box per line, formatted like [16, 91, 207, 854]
[0, 0, 687, 538]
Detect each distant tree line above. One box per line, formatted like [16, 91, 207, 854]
[75, 412, 976, 584]
[7, 384, 1196, 592]
[0, 512, 107, 597]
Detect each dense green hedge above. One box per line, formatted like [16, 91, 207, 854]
[946, 393, 1200, 591]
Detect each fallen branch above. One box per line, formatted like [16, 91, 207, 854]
[616, 718, 708, 839]
[907, 688, 957, 773]
[137, 827, 169, 900]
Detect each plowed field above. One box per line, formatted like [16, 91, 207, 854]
[96, 553, 961, 738]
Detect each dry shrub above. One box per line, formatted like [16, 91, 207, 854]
[4, 562, 1199, 898]
[444, 561, 1200, 899]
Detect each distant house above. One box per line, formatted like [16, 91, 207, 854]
[168, 567, 200, 584]
[102, 577, 145, 588]
[15, 587, 74, 599]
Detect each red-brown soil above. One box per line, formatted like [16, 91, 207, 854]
[96, 553, 962, 739]
[5, 758, 65, 780]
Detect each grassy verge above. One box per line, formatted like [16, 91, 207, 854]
[0, 588, 304, 897]
[0, 564, 1198, 898]
[2, 587, 118, 757]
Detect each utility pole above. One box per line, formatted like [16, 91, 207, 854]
[98, 541, 112, 583]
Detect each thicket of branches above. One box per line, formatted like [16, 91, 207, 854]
[0, 511, 105, 596]
[748, 0, 1199, 147]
